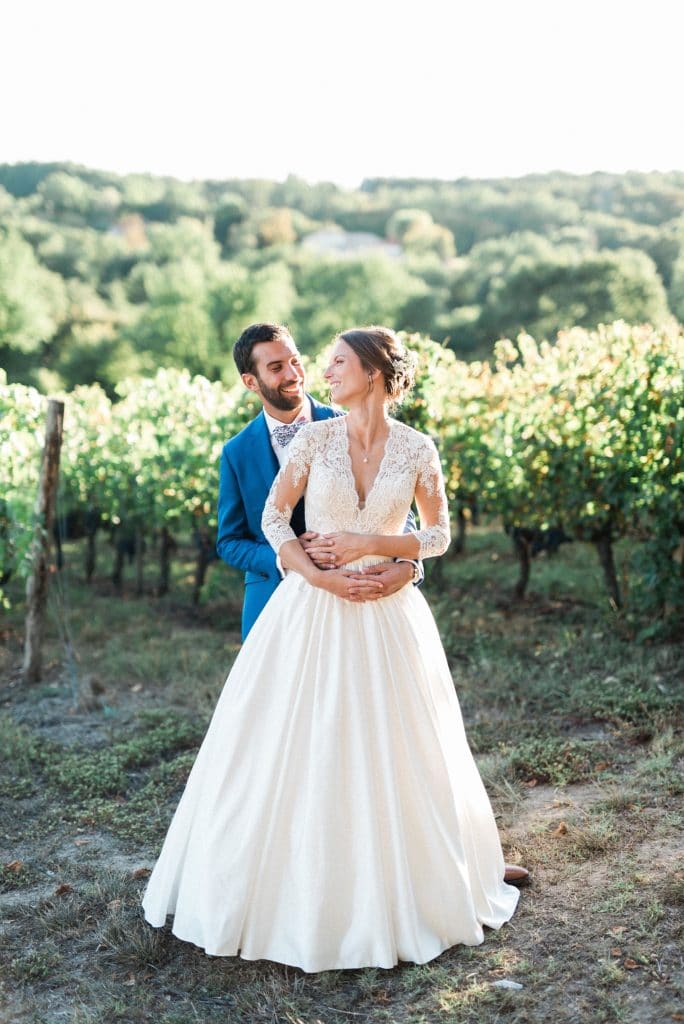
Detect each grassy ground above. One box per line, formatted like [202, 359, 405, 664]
[0, 529, 682, 1024]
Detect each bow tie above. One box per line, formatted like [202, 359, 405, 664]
[272, 418, 307, 447]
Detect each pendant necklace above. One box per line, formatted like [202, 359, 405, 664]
[353, 435, 373, 463]
[350, 422, 388, 464]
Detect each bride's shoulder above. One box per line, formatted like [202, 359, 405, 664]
[304, 417, 339, 438]
[294, 417, 337, 449]
[391, 419, 438, 452]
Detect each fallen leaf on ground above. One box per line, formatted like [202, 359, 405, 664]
[611, 947, 622, 957]
[553, 821, 568, 835]
[131, 867, 151, 879]
[54, 883, 74, 896]
[624, 959, 639, 970]
[4, 860, 23, 873]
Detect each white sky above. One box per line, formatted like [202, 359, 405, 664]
[3, 0, 683, 187]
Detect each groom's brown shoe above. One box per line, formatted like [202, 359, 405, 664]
[504, 864, 530, 886]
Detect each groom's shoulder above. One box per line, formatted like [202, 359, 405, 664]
[221, 411, 264, 457]
[309, 396, 340, 420]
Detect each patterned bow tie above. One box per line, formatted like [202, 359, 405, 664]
[272, 418, 306, 447]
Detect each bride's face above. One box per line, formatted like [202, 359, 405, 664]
[324, 340, 371, 405]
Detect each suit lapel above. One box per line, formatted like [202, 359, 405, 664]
[252, 411, 280, 492]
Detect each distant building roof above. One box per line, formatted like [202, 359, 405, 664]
[302, 228, 401, 259]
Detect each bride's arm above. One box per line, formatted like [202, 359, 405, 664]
[317, 438, 451, 565]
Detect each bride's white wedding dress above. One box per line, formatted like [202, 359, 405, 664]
[143, 417, 519, 971]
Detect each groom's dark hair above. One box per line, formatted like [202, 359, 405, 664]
[233, 323, 293, 376]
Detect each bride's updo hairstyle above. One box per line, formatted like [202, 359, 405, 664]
[337, 326, 416, 405]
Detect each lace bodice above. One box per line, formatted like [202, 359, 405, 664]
[262, 417, 450, 564]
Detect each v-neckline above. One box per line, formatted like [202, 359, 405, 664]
[342, 417, 394, 513]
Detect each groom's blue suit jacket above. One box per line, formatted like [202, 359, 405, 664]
[216, 396, 339, 639]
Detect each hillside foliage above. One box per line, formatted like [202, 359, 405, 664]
[0, 163, 683, 395]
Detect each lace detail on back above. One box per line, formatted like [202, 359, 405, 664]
[262, 418, 450, 561]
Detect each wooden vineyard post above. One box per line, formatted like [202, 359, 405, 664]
[22, 399, 65, 683]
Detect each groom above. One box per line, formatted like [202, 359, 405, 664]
[216, 322, 416, 640]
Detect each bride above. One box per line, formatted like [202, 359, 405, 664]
[142, 326, 519, 971]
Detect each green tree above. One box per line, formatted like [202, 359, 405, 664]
[483, 248, 669, 342]
[136, 179, 208, 222]
[669, 246, 684, 322]
[146, 217, 220, 269]
[36, 225, 99, 280]
[213, 193, 247, 249]
[210, 260, 296, 384]
[256, 207, 297, 247]
[0, 185, 14, 216]
[42, 280, 128, 393]
[387, 207, 455, 259]
[291, 255, 425, 352]
[0, 229, 67, 376]
[38, 171, 92, 217]
[127, 259, 217, 376]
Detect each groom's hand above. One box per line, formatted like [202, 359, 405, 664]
[356, 561, 414, 597]
[319, 569, 384, 602]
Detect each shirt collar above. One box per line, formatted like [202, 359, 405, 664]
[263, 401, 311, 442]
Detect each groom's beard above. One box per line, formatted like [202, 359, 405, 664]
[256, 374, 305, 412]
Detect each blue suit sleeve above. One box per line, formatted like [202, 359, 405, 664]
[216, 448, 278, 577]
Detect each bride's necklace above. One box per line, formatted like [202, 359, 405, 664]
[348, 425, 389, 463]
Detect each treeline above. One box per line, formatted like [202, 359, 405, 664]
[1, 162, 683, 395]
[3, 323, 682, 634]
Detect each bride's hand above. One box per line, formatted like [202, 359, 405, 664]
[306, 532, 370, 567]
[298, 531, 331, 569]
[315, 568, 383, 602]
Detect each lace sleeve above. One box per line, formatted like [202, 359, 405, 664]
[414, 436, 451, 559]
[261, 424, 317, 554]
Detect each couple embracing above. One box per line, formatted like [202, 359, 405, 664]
[142, 323, 521, 973]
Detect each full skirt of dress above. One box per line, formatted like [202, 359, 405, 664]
[142, 572, 519, 972]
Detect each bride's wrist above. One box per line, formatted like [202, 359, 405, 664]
[357, 535, 372, 558]
[307, 566, 328, 589]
